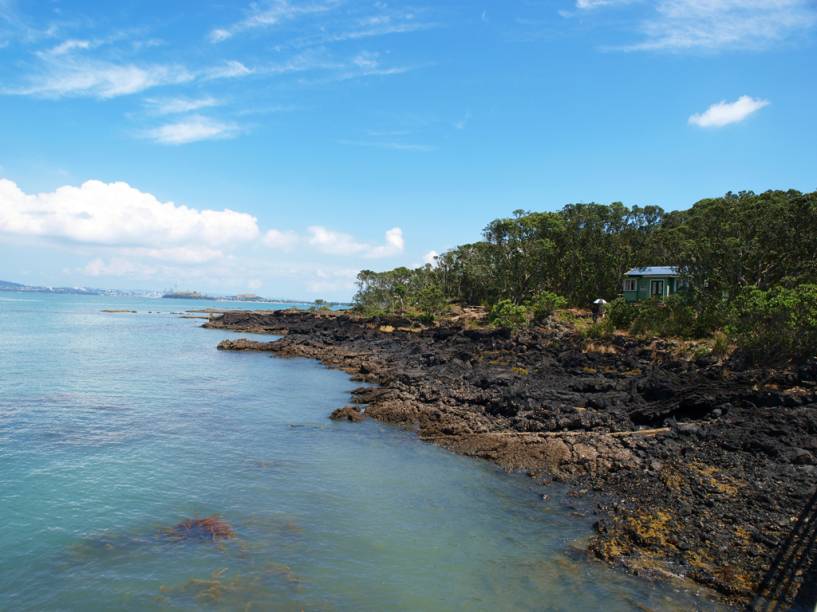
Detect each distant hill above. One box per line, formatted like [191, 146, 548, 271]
[0, 279, 101, 295]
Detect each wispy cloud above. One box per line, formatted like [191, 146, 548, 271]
[44, 37, 93, 56]
[688, 95, 769, 128]
[208, 0, 340, 43]
[575, 0, 635, 8]
[203, 60, 254, 80]
[453, 110, 471, 130]
[10, 57, 193, 99]
[576, 0, 817, 51]
[337, 139, 435, 152]
[142, 115, 241, 144]
[144, 96, 221, 115]
[289, 10, 437, 48]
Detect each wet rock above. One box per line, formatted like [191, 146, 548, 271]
[329, 406, 366, 422]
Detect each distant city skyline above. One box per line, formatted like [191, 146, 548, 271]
[1, 0, 815, 300]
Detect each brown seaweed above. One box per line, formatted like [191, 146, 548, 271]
[163, 515, 236, 541]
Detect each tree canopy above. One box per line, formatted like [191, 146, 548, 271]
[352, 190, 817, 362]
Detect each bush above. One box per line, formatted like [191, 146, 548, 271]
[489, 299, 528, 330]
[527, 291, 567, 323]
[726, 284, 817, 364]
[606, 297, 637, 330]
[416, 285, 448, 322]
[711, 331, 730, 359]
[629, 295, 699, 338]
[583, 318, 614, 340]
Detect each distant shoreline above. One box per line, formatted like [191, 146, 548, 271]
[0, 280, 349, 306]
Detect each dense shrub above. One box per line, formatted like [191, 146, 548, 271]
[583, 318, 614, 340]
[711, 331, 730, 359]
[527, 291, 567, 323]
[629, 296, 698, 338]
[726, 284, 817, 364]
[606, 297, 637, 330]
[489, 299, 528, 330]
[416, 285, 448, 322]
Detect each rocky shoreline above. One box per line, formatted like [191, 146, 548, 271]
[204, 309, 817, 608]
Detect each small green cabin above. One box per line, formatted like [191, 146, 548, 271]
[623, 266, 682, 302]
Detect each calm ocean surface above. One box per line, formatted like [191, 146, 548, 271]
[0, 293, 723, 610]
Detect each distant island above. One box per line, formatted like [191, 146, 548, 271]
[161, 290, 215, 300]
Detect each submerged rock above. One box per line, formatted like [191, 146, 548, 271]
[329, 406, 366, 422]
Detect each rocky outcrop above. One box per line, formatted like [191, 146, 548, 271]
[205, 309, 817, 608]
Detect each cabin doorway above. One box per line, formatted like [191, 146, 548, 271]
[650, 280, 665, 297]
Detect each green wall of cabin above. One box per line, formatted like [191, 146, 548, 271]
[623, 276, 677, 302]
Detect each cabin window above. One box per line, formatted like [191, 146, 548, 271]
[650, 280, 665, 296]
[623, 279, 637, 292]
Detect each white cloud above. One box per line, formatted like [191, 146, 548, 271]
[306, 267, 359, 293]
[264, 228, 300, 251]
[262, 225, 405, 258]
[204, 60, 254, 80]
[423, 250, 438, 265]
[293, 10, 436, 46]
[337, 139, 434, 152]
[307, 225, 404, 258]
[46, 38, 93, 56]
[143, 115, 241, 145]
[0, 178, 259, 250]
[576, 0, 633, 8]
[453, 110, 471, 130]
[12, 58, 194, 99]
[577, 0, 816, 51]
[688, 95, 769, 128]
[120, 246, 225, 264]
[83, 257, 157, 278]
[209, 1, 340, 43]
[144, 96, 222, 115]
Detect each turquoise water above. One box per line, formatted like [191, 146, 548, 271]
[0, 294, 722, 610]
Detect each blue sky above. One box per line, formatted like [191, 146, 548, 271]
[0, 0, 815, 300]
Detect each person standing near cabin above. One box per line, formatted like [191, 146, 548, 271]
[591, 301, 601, 323]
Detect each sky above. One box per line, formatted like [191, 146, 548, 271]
[0, 0, 815, 300]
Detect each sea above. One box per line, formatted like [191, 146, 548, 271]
[0, 293, 725, 610]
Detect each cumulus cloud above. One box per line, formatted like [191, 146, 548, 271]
[0, 178, 259, 250]
[423, 250, 438, 265]
[264, 228, 300, 251]
[261, 225, 405, 258]
[688, 95, 769, 128]
[307, 225, 404, 258]
[142, 115, 241, 145]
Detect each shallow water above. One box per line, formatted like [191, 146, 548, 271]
[0, 294, 724, 610]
